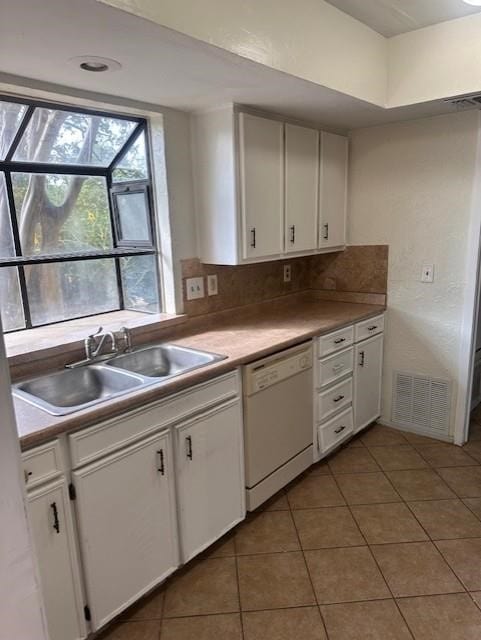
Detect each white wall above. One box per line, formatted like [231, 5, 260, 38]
[0, 322, 47, 640]
[348, 110, 480, 434]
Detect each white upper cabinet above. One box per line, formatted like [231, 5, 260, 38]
[319, 131, 348, 250]
[239, 113, 284, 259]
[284, 124, 319, 253]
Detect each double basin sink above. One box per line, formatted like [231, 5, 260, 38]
[13, 344, 226, 416]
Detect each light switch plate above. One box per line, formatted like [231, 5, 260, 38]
[207, 274, 218, 296]
[186, 277, 205, 300]
[421, 264, 434, 283]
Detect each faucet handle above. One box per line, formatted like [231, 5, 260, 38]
[89, 326, 103, 339]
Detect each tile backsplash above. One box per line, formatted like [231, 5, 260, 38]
[182, 245, 388, 317]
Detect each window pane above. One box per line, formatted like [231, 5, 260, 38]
[0, 173, 16, 258]
[13, 108, 137, 166]
[113, 188, 152, 245]
[0, 100, 27, 159]
[25, 259, 119, 326]
[121, 255, 159, 313]
[0, 267, 25, 331]
[12, 173, 113, 256]
[112, 132, 148, 182]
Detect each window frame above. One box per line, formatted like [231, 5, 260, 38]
[0, 94, 160, 332]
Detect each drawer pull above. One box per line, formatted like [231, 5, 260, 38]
[334, 425, 346, 435]
[334, 337, 346, 345]
[323, 223, 329, 240]
[290, 225, 295, 244]
[186, 436, 193, 460]
[368, 325, 378, 331]
[50, 502, 60, 534]
[333, 395, 345, 403]
[359, 351, 365, 367]
[156, 449, 165, 475]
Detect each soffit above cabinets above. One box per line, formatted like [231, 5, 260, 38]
[324, 0, 481, 37]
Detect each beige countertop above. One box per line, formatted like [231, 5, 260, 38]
[14, 296, 385, 450]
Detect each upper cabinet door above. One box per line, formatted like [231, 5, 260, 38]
[319, 131, 348, 250]
[284, 124, 319, 253]
[239, 113, 284, 260]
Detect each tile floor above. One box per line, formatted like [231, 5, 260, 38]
[98, 421, 481, 640]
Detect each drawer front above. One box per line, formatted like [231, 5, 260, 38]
[318, 347, 353, 389]
[22, 440, 63, 489]
[319, 407, 353, 454]
[318, 377, 353, 422]
[318, 325, 354, 358]
[355, 314, 384, 343]
[69, 371, 239, 468]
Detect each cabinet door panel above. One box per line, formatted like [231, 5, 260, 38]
[239, 113, 283, 259]
[354, 334, 384, 433]
[319, 131, 348, 249]
[285, 124, 318, 253]
[176, 400, 245, 562]
[27, 480, 86, 640]
[73, 431, 178, 631]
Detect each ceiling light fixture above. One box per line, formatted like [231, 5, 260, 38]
[463, 0, 481, 6]
[69, 56, 122, 73]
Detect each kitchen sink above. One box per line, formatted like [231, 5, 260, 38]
[13, 365, 146, 416]
[106, 343, 226, 379]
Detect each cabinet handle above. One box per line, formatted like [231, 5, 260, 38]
[323, 223, 329, 240]
[333, 395, 345, 403]
[359, 351, 365, 367]
[157, 449, 165, 475]
[368, 325, 378, 332]
[50, 502, 60, 534]
[290, 225, 295, 244]
[24, 469, 33, 483]
[334, 337, 346, 345]
[186, 436, 193, 460]
[334, 425, 346, 435]
[250, 228, 256, 248]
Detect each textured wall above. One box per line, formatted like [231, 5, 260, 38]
[348, 111, 480, 434]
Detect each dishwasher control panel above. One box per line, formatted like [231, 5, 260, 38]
[244, 343, 313, 395]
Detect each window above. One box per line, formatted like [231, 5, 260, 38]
[0, 96, 160, 332]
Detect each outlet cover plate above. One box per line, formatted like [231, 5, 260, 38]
[207, 274, 218, 296]
[186, 277, 205, 300]
[284, 264, 291, 283]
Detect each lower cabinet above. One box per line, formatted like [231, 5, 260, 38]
[72, 430, 179, 631]
[27, 478, 87, 640]
[353, 333, 384, 433]
[175, 399, 245, 562]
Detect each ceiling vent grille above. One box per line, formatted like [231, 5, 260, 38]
[445, 94, 481, 109]
[392, 371, 451, 437]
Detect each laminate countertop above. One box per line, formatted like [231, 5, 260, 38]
[14, 297, 385, 450]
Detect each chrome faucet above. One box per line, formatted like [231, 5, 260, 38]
[87, 327, 117, 360]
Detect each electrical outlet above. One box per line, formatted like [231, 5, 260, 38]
[421, 264, 434, 283]
[207, 274, 218, 296]
[283, 264, 291, 283]
[186, 277, 205, 300]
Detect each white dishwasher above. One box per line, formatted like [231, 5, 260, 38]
[243, 342, 313, 510]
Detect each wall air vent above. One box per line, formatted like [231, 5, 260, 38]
[445, 94, 481, 109]
[392, 371, 451, 437]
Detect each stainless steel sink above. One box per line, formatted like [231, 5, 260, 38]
[106, 343, 225, 379]
[13, 365, 146, 416]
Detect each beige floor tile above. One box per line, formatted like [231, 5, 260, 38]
[351, 503, 428, 544]
[335, 472, 401, 505]
[328, 447, 380, 475]
[387, 469, 456, 501]
[360, 425, 409, 447]
[344, 435, 365, 448]
[287, 474, 345, 509]
[464, 498, 481, 519]
[397, 593, 481, 640]
[320, 599, 413, 640]
[305, 546, 390, 604]
[463, 441, 481, 463]
[438, 467, 481, 498]
[369, 445, 428, 471]
[435, 539, 481, 590]
[417, 445, 478, 468]
[292, 507, 365, 549]
[163, 558, 238, 618]
[201, 534, 236, 559]
[242, 607, 327, 640]
[120, 589, 164, 621]
[257, 491, 289, 511]
[160, 613, 242, 640]
[97, 621, 160, 640]
[408, 499, 481, 540]
[403, 432, 443, 446]
[371, 541, 463, 597]
[309, 460, 332, 475]
[472, 591, 481, 610]
[237, 551, 315, 611]
[235, 511, 299, 555]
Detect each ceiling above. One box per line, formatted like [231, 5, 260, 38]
[0, 0, 476, 132]
[325, 0, 481, 37]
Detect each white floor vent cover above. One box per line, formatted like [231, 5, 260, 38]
[392, 371, 451, 438]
